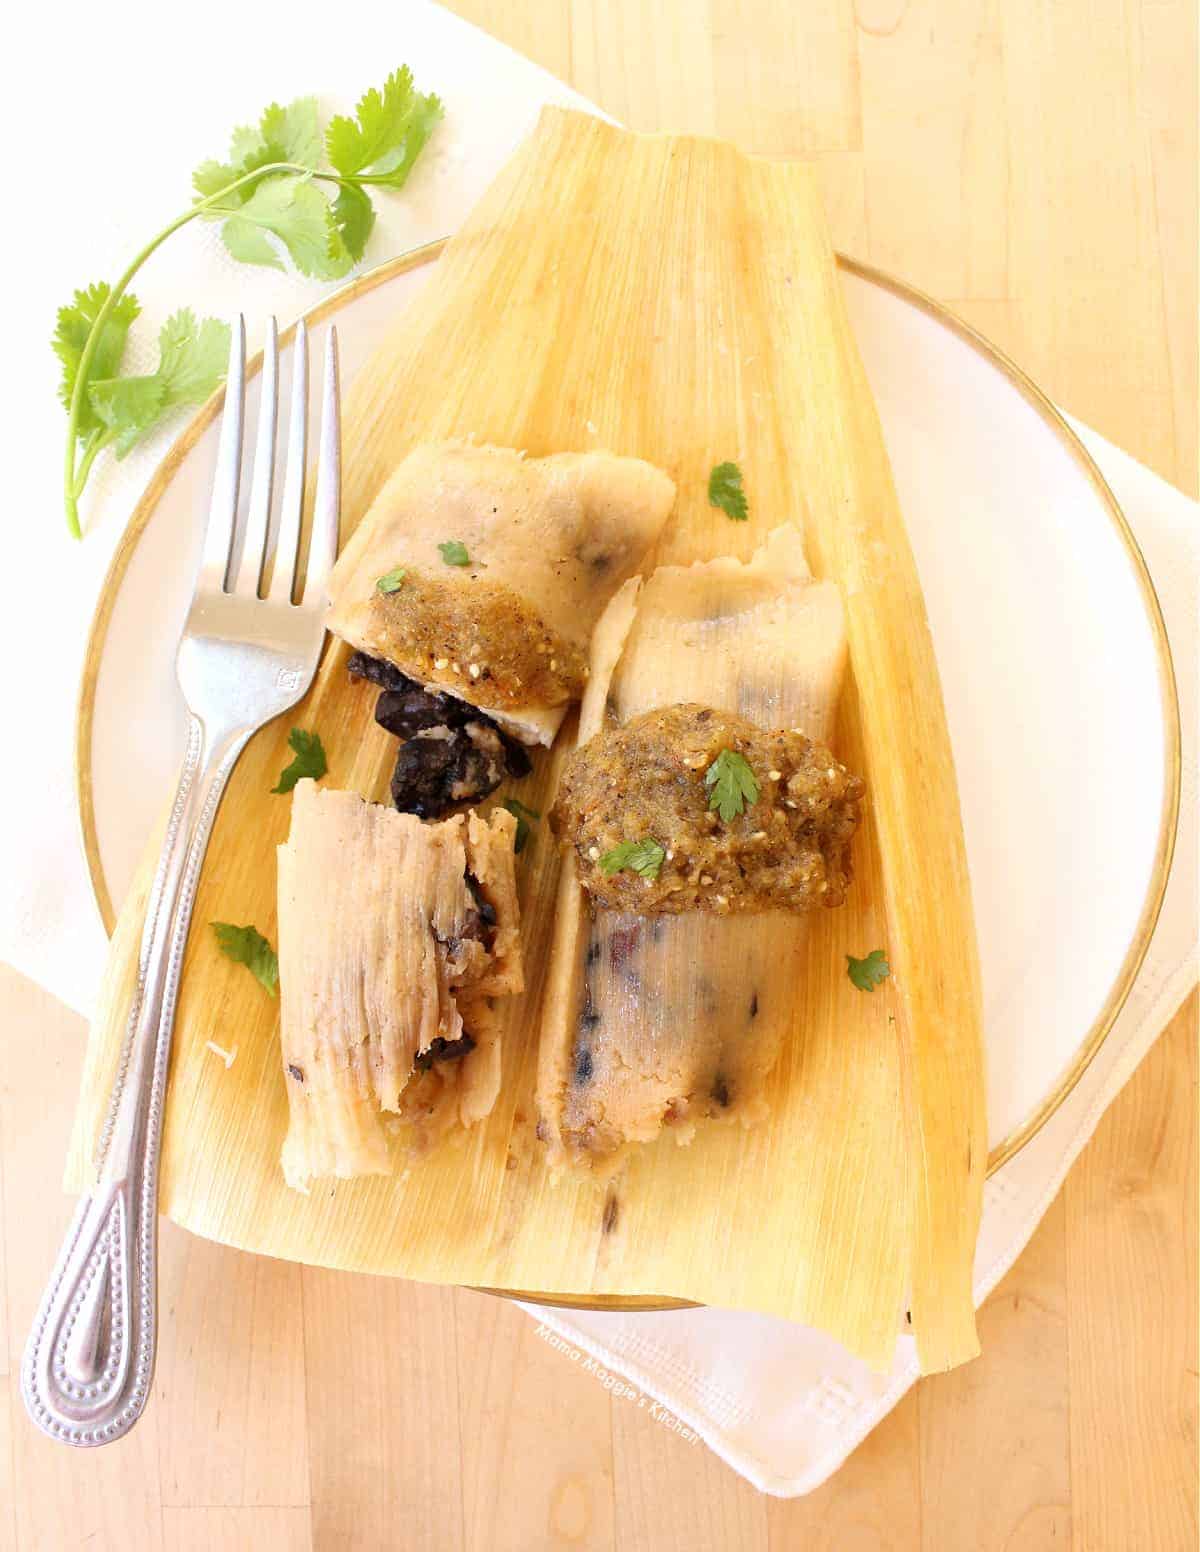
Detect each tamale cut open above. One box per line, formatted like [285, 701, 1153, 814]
[68, 108, 986, 1373]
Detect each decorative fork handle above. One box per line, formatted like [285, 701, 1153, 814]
[22, 712, 250, 1447]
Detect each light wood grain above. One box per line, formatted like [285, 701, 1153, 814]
[301, 1268, 464, 1551]
[1065, 990, 1198, 1550]
[156, 1237, 309, 1508]
[1, 0, 1195, 1543]
[161, 1508, 313, 1552]
[454, 1288, 616, 1551]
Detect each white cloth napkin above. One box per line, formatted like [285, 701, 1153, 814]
[1, 0, 1194, 1498]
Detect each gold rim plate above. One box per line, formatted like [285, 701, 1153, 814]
[74, 242, 1181, 1314]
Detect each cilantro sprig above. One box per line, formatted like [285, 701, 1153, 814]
[598, 838, 666, 881]
[439, 539, 470, 566]
[59, 69, 442, 537]
[271, 728, 328, 795]
[211, 922, 279, 996]
[704, 749, 760, 822]
[847, 950, 890, 992]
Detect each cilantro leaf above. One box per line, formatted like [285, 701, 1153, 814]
[598, 838, 666, 880]
[271, 728, 328, 795]
[439, 539, 470, 566]
[376, 566, 407, 593]
[704, 749, 760, 822]
[708, 461, 748, 521]
[332, 181, 376, 262]
[211, 922, 279, 996]
[53, 284, 142, 440]
[326, 67, 444, 186]
[847, 949, 890, 992]
[211, 175, 352, 279]
[192, 95, 321, 205]
[501, 798, 541, 854]
[88, 310, 230, 457]
[259, 98, 322, 167]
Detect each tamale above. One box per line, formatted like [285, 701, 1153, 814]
[327, 441, 676, 746]
[538, 527, 852, 1166]
[277, 780, 522, 1189]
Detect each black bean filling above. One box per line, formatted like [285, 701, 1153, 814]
[348, 650, 532, 819]
[413, 1032, 478, 1071]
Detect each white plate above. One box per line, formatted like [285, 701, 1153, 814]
[79, 250, 1178, 1167]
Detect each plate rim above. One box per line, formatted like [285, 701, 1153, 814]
[73, 241, 1181, 1310]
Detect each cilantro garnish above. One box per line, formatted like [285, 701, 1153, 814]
[704, 749, 760, 822]
[439, 540, 470, 567]
[88, 311, 230, 457]
[58, 69, 442, 537]
[708, 461, 748, 521]
[501, 798, 541, 854]
[211, 923, 279, 996]
[375, 566, 407, 594]
[271, 728, 328, 794]
[598, 838, 666, 880]
[847, 950, 891, 992]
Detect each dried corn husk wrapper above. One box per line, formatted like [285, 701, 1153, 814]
[68, 109, 985, 1371]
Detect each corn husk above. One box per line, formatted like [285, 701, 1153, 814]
[67, 109, 984, 1371]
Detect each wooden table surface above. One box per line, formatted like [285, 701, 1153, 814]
[2, 2, 1196, 1548]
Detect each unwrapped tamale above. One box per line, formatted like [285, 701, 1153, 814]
[538, 527, 856, 1167]
[277, 780, 522, 1188]
[326, 441, 676, 746]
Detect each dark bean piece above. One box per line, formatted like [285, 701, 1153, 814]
[375, 687, 461, 739]
[413, 1032, 477, 1071]
[749, 992, 759, 1019]
[347, 650, 412, 692]
[573, 1044, 595, 1084]
[287, 1063, 305, 1083]
[711, 1075, 731, 1108]
[501, 733, 533, 779]
[390, 725, 507, 819]
[465, 872, 498, 927]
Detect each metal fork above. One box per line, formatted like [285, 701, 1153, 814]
[22, 315, 339, 1448]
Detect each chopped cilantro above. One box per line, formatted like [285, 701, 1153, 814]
[708, 461, 748, 521]
[704, 748, 759, 822]
[501, 797, 541, 854]
[271, 728, 328, 794]
[211, 922, 279, 996]
[847, 950, 890, 992]
[598, 837, 666, 881]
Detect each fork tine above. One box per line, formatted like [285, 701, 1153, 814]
[199, 316, 245, 592]
[232, 317, 278, 597]
[268, 320, 309, 603]
[302, 327, 341, 605]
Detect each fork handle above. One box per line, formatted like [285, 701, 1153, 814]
[22, 713, 250, 1447]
